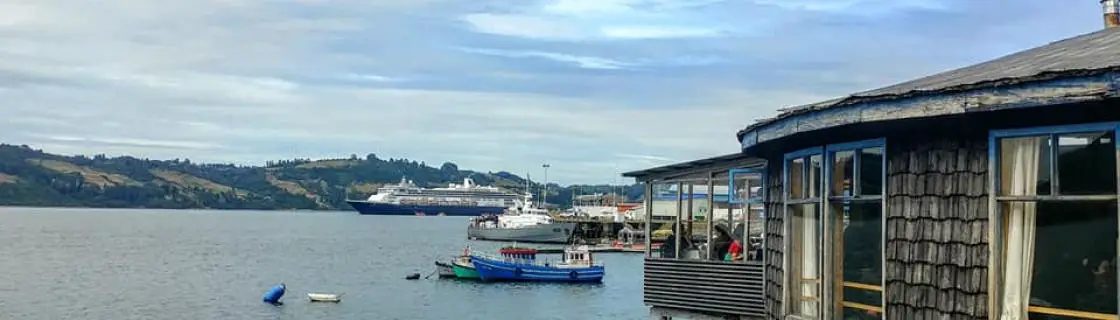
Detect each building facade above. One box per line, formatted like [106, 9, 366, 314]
[624, 6, 1120, 320]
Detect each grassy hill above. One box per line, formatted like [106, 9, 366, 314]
[0, 144, 641, 210]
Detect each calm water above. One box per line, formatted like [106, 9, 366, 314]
[0, 207, 645, 320]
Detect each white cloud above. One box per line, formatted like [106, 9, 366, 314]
[459, 0, 728, 41]
[29, 135, 226, 151]
[459, 48, 631, 69]
[750, 0, 950, 14]
[600, 26, 722, 39]
[343, 74, 406, 82]
[0, 0, 1105, 185]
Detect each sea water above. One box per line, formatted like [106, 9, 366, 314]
[0, 207, 645, 319]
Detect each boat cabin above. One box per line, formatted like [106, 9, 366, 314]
[624, 8, 1120, 320]
[498, 247, 539, 261]
[564, 246, 594, 267]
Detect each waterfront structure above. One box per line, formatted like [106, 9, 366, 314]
[624, 4, 1120, 319]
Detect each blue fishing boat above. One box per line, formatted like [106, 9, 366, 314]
[470, 245, 605, 283]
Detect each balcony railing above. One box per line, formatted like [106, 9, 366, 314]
[644, 258, 766, 318]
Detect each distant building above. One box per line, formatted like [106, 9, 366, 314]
[624, 4, 1120, 320]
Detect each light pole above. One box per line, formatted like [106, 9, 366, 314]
[541, 163, 550, 208]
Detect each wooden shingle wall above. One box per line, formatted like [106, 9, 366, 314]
[764, 160, 784, 320]
[885, 137, 990, 319]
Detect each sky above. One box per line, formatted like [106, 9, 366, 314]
[0, 0, 1107, 185]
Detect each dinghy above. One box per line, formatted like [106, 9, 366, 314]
[434, 261, 456, 278]
[307, 293, 342, 303]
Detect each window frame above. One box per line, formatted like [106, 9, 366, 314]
[822, 138, 887, 319]
[782, 146, 825, 319]
[643, 163, 769, 263]
[988, 122, 1120, 320]
[728, 167, 768, 265]
[781, 139, 888, 320]
[729, 168, 767, 205]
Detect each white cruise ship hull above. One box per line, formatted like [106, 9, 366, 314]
[467, 222, 578, 244]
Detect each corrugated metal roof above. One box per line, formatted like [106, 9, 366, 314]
[620, 153, 763, 179]
[739, 27, 1120, 138]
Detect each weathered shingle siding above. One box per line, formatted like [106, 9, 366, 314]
[885, 137, 990, 319]
[764, 159, 784, 320]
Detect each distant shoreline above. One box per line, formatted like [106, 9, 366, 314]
[0, 205, 354, 212]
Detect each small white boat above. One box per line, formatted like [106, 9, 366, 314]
[307, 293, 342, 303]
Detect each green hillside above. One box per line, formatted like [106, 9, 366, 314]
[0, 144, 641, 210]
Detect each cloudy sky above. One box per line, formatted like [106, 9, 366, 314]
[0, 0, 1105, 184]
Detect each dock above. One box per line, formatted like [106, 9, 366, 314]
[531, 244, 650, 254]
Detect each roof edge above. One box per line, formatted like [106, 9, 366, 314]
[621, 153, 764, 182]
[737, 67, 1120, 142]
[737, 70, 1120, 150]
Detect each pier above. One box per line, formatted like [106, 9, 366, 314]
[532, 245, 646, 254]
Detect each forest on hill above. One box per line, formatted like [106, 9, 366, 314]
[0, 144, 642, 210]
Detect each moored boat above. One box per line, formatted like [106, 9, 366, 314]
[447, 246, 480, 279]
[471, 245, 605, 283]
[434, 261, 456, 278]
[451, 255, 479, 279]
[467, 192, 576, 244]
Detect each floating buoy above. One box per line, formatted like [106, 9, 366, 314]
[405, 273, 421, 280]
[262, 283, 286, 305]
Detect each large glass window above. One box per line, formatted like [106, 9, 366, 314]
[785, 148, 825, 318]
[783, 140, 886, 320]
[993, 124, 1119, 320]
[789, 203, 822, 317]
[826, 142, 885, 319]
[712, 171, 732, 261]
[824, 140, 882, 317]
[649, 181, 679, 258]
[681, 180, 707, 261]
[730, 169, 765, 263]
[644, 165, 765, 262]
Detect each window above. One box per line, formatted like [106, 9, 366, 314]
[713, 170, 735, 261]
[784, 147, 825, 318]
[649, 181, 682, 259]
[991, 123, 1120, 320]
[681, 180, 707, 261]
[825, 140, 885, 320]
[729, 168, 766, 263]
[643, 165, 768, 262]
[783, 140, 887, 320]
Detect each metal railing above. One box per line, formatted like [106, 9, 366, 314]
[644, 258, 766, 317]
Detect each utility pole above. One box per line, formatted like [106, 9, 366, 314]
[541, 163, 550, 208]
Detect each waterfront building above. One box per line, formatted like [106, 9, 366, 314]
[623, 3, 1120, 319]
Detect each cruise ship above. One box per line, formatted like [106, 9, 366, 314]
[346, 177, 521, 216]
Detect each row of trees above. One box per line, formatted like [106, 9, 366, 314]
[0, 144, 642, 210]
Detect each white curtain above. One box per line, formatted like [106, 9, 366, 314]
[801, 206, 821, 316]
[999, 137, 1043, 320]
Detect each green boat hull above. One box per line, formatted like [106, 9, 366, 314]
[452, 260, 479, 279]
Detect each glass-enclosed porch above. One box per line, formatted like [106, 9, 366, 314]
[622, 153, 769, 318]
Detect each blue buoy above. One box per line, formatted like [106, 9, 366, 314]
[262, 283, 286, 305]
